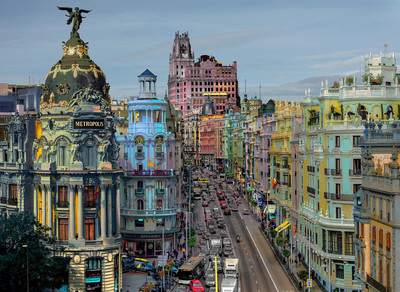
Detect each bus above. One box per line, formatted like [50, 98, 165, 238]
[177, 257, 206, 285]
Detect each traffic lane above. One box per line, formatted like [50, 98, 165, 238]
[226, 212, 278, 292]
[242, 213, 296, 292]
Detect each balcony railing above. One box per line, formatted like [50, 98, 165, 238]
[155, 152, 164, 159]
[8, 198, 17, 206]
[156, 189, 165, 194]
[135, 152, 145, 160]
[307, 186, 315, 195]
[273, 163, 280, 168]
[85, 201, 96, 208]
[282, 165, 290, 169]
[331, 169, 342, 176]
[366, 274, 389, 292]
[324, 192, 353, 201]
[307, 166, 315, 173]
[349, 169, 362, 176]
[0, 197, 6, 204]
[135, 188, 144, 194]
[57, 201, 69, 208]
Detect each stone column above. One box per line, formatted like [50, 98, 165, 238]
[100, 185, 107, 239]
[33, 185, 38, 219]
[42, 185, 46, 228]
[46, 185, 52, 235]
[77, 185, 84, 240]
[107, 186, 112, 238]
[116, 183, 121, 236]
[129, 187, 133, 209]
[69, 185, 75, 240]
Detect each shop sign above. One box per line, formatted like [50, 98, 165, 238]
[74, 119, 105, 129]
[122, 233, 175, 240]
[132, 170, 173, 176]
[86, 277, 101, 283]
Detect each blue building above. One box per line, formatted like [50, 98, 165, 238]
[118, 70, 181, 257]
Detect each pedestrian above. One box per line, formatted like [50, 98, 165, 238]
[152, 260, 156, 267]
[174, 250, 178, 259]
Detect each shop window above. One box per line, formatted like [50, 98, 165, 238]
[135, 219, 144, 227]
[85, 258, 102, 291]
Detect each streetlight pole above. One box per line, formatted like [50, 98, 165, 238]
[23, 244, 29, 292]
[308, 229, 311, 292]
[162, 226, 165, 291]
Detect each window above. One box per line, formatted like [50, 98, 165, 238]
[336, 264, 344, 279]
[10, 184, 17, 199]
[58, 218, 68, 240]
[353, 184, 361, 194]
[156, 199, 163, 210]
[154, 110, 162, 123]
[135, 219, 144, 227]
[335, 136, 340, 148]
[138, 181, 144, 189]
[386, 232, 391, 251]
[85, 186, 95, 208]
[335, 207, 341, 219]
[335, 158, 341, 170]
[361, 223, 364, 238]
[372, 226, 376, 243]
[335, 184, 341, 195]
[379, 259, 383, 284]
[58, 186, 68, 206]
[137, 146, 143, 153]
[353, 159, 361, 171]
[133, 110, 147, 123]
[345, 232, 354, 255]
[156, 144, 163, 153]
[353, 136, 361, 147]
[85, 218, 95, 240]
[137, 200, 144, 210]
[379, 229, 383, 247]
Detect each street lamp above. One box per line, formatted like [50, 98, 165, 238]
[22, 244, 29, 292]
[321, 257, 331, 292]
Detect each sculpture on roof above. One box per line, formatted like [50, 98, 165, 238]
[58, 6, 91, 35]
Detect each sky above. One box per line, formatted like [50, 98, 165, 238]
[1, 0, 400, 102]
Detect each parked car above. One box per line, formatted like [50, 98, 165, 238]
[242, 208, 250, 215]
[189, 279, 205, 292]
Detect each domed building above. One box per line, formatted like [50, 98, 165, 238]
[32, 18, 122, 292]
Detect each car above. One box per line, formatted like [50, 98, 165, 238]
[222, 238, 232, 247]
[220, 230, 228, 238]
[220, 201, 227, 208]
[210, 196, 215, 201]
[189, 279, 205, 292]
[224, 208, 231, 215]
[212, 206, 219, 213]
[217, 220, 225, 228]
[133, 259, 155, 273]
[242, 209, 250, 215]
[208, 225, 216, 234]
[204, 267, 214, 279]
[202, 231, 211, 239]
[205, 274, 216, 287]
[202, 201, 209, 207]
[223, 246, 234, 257]
[205, 214, 212, 221]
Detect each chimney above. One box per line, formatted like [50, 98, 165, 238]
[16, 99, 24, 115]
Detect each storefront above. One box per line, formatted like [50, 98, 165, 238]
[123, 232, 175, 258]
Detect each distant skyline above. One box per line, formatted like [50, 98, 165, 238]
[1, 0, 400, 102]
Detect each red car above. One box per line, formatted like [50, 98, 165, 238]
[220, 200, 227, 209]
[205, 214, 212, 221]
[202, 201, 209, 207]
[189, 279, 205, 292]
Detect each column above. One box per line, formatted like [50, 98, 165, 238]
[100, 185, 107, 239]
[129, 187, 132, 209]
[69, 185, 75, 240]
[116, 182, 121, 236]
[107, 186, 112, 238]
[78, 185, 84, 240]
[42, 185, 46, 229]
[33, 185, 38, 218]
[46, 185, 52, 235]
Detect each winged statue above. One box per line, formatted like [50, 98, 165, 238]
[57, 6, 91, 35]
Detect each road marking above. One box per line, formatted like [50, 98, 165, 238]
[245, 225, 279, 292]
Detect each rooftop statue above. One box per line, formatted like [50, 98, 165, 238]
[57, 6, 91, 35]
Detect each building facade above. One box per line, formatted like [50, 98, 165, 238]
[182, 107, 201, 166]
[168, 32, 239, 119]
[117, 70, 181, 258]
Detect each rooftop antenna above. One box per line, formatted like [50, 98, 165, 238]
[245, 78, 247, 95]
[384, 43, 388, 57]
[259, 84, 261, 99]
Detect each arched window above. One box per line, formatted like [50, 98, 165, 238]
[138, 181, 144, 189]
[82, 139, 96, 167]
[156, 199, 163, 210]
[137, 200, 144, 210]
[57, 139, 68, 166]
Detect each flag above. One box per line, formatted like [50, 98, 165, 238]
[94, 184, 99, 202]
[272, 178, 280, 189]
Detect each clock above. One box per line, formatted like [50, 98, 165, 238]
[180, 44, 187, 53]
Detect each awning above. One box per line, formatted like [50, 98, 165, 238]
[275, 220, 291, 233]
[264, 205, 276, 214]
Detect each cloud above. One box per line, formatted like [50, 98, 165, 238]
[293, 49, 369, 61]
[310, 56, 362, 70]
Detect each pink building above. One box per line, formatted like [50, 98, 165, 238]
[168, 32, 239, 119]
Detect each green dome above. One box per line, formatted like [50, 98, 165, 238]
[41, 34, 110, 110]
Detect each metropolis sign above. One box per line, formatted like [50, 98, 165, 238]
[73, 119, 105, 129]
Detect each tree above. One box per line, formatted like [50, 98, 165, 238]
[298, 270, 309, 284]
[276, 237, 287, 247]
[0, 212, 69, 292]
[282, 249, 291, 258]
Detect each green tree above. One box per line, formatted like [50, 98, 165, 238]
[276, 237, 287, 247]
[188, 236, 196, 247]
[190, 227, 196, 237]
[0, 212, 69, 292]
[298, 270, 309, 283]
[282, 249, 291, 258]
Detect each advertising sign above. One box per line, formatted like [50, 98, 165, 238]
[73, 119, 105, 129]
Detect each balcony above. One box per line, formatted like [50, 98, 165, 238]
[307, 186, 315, 195]
[324, 168, 330, 175]
[85, 201, 96, 208]
[155, 152, 164, 159]
[366, 274, 389, 292]
[156, 189, 165, 194]
[273, 163, 280, 168]
[331, 169, 342, 176]
[0, 197, 6, 204]
[324, 192, 353, 201]
[135, 188, 144, 194]
[307, 166, 315, 173]
[57, 201, 69, 208]
[282, 165, 290, 170]
[8, 198, 17, 206]
[135, 152, 145, 160]
[349, 169, 362, 176]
